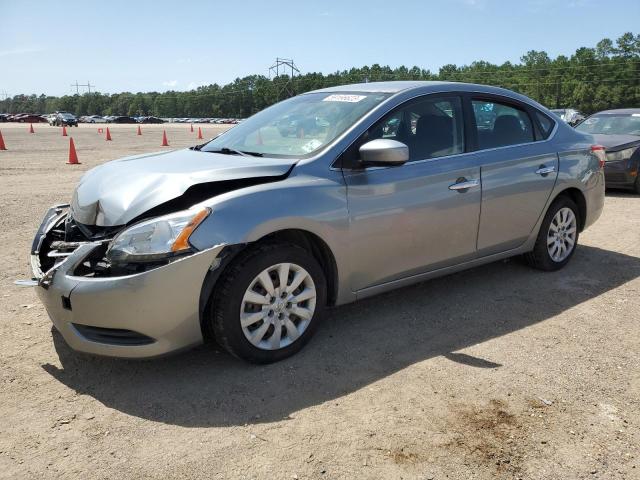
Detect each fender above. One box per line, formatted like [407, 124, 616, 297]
[188, 167, 354, 304]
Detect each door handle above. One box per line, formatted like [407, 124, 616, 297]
[535, 165, 556, 176]
[449, 178, 480, 192]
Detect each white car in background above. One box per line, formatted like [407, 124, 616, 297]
[86, 115, 107, 123]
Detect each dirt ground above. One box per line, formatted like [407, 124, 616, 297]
[0, 122, 638, 480]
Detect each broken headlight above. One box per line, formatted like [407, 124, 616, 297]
[106, 207, 210, 263]
[605, 146, 638, 162]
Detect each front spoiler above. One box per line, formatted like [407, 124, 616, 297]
[30, 207, 225, 358]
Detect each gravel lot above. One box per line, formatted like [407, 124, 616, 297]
[0, 122, 638, 479]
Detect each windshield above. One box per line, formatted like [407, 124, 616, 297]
[576, 114, 640, 136]
[201, 92, 390, 158]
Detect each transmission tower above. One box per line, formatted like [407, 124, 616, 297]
[268, 58, 300, 98]
[70, 80, 96, 94]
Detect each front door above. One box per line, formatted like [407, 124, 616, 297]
[343, 95, 481, 292]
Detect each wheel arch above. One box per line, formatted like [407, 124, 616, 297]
[257, 229, 339, 307]
[198, 228, 340, 342]
[552, 187, 587, 231]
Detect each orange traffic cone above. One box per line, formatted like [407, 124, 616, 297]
[190, 123, 194, 133]
[137, 125, 142, 136]
[105, 127, 112, 141]
[197, 127, 203, 140]
[29, 123, 35, 134]
[62, 125, 68, 136]
[67, 137, 80, 165]
[161, 130, 169, 146]
[0, 130, 6, 150]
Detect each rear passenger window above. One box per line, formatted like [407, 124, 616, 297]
[535, 111, 555, 139]
[472, 100, 534, 149]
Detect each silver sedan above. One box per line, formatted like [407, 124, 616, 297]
[27, 82, 605, 363]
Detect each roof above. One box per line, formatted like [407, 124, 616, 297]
[308, 81, 452, 94]
[303, 81, 553, 114]
[307, 80, 516, 96]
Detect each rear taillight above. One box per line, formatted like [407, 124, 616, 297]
[591, 145, 606, 169]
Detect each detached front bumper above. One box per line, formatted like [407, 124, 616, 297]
[31, 207, 224, 358]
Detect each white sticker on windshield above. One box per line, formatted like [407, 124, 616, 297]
[323, 94, 367, 103]
[633, 113, 640, 117]
[301, 139, 323, 153]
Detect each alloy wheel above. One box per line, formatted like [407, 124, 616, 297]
[240, 262, 316, 350]
[547, 207, 577, 262]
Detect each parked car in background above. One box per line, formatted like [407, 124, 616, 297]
[551, 108, 585, 126]
[576, 108, 640, 193]
[0, 113, 8, 122]
[85, 115, 107, 123]
[138, 116, 165, 124]
[27, 81, 604, 363]
[11, 113, 48, 123]
[51, 112, 78, 127]
[107, 115, 137, 124]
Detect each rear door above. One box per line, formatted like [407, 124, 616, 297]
[469, 96, 559, 255]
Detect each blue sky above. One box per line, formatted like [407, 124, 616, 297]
[1, 0, 638, 96]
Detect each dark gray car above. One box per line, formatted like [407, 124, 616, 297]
[575, 108, 640, 193]
[26, 82, 605, 363]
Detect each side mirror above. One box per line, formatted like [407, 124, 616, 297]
[359, 139, 409, 167]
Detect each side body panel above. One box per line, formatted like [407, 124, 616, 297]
[187, 87, 604, 307]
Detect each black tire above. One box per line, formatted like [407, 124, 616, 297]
[206, 243, 327, 364]
[524, 196, 580, 271]
[634, 176, 640, 195]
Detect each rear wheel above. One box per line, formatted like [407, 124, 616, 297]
[634, 176, 640, 195]
[207, 243, 326, 363]
[525, 196, 580, 271]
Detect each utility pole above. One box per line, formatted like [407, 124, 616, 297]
[71, 80, 81, 94]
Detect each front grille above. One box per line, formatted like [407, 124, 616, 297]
[36, 211, 119, 277]
[72, 324, 155, 346]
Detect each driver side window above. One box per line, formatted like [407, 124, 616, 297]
[345, 96, 465, 166]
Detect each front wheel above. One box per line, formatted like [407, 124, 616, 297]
[207, 243, 326, 363]
[525, 196, 580, 271]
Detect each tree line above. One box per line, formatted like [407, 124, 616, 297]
[2, 33, 638, 118]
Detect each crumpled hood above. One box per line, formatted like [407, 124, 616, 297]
[591, 134, 640, 151]
[70, 148, 295, 226]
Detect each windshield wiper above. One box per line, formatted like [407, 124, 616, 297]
[190, 142, 207, 151]
[207, 147, 263, 157]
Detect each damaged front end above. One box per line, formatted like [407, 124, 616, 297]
[27, 204, 225, 358]
[31, 204, 120, 283]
